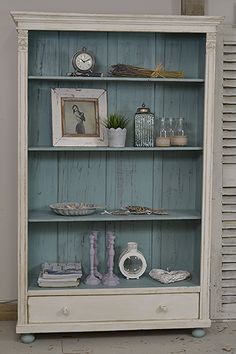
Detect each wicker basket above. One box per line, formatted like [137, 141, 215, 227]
[49, 202, 98, 216]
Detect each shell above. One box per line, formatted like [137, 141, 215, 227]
[149, 269, 191, 284]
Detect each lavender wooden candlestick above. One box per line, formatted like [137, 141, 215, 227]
[85, 231, 101, 285]
[102, 231, 120, 286]
[94, 231, 103, 279]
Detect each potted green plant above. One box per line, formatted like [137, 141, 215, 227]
[104, 113, 128, 147]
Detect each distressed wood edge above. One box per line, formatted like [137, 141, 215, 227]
[199, 31, 217, 321]
[10, 12, 224, 32]
[17, 28, 28, 326]
[210, 28, 224, 320]
[10, 11, 224, 22]
[16, 319, 211, 333]
[0, 304, 17, 321]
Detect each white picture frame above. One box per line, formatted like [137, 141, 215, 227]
[51, 88, 108, 146]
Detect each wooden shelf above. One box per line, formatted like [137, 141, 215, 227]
[28, 146, 203, 152]
[28, 209, 201, 223]
[28, 274, 200, 296]
[28, 75, 205, 83]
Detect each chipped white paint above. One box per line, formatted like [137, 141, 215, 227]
[199, 30, 218, 321]
[11, 12, 223, 33]
[17, 28, 28, 326]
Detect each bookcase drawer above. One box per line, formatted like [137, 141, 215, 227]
[28, 293, 199, 323]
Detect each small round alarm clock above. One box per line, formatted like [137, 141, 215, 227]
[72, 47, 96, 74]
[119, 242, 147, 279]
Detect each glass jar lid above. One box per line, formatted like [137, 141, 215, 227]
[136, 103, 151, 114]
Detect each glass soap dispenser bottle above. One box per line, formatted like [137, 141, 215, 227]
[155, 117, 171, 147]
[171, 117, 188, 146]
[134, 103, 154, 147]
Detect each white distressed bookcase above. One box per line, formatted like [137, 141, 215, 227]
[11, 12, 223, 342]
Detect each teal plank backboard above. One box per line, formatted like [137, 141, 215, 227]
[27, 31, 205, 286]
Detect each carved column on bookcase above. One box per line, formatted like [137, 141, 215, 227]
[200, 31, 217, 321]
[206, 32, 216, 51]
[18, 29, 28, 52]
[17, 29, 28, 325]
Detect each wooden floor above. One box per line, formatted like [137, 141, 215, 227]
[0, 304, 17, 321]
[0, 321, 236, 353]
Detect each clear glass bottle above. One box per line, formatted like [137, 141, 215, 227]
[155, 117, 170, 147]
[168, 118, 175, 138]
[172, 117, 188, 146]
[160, 118, 167, 138]
[176, 117, 185, 136]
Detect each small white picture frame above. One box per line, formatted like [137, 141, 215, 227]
[51, 88, 108, 146]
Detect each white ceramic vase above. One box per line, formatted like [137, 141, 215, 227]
[107, 128, 127, 147]
[119, 242, 147, 279]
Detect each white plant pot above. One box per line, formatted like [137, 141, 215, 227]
[107, 128, 127, 147]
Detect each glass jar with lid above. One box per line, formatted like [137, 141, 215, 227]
[134, 103, 154, 147]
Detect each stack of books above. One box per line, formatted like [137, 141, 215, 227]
[37, 262, 82, 288]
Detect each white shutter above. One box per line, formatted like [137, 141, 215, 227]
[222, 40, 236, 315]
[211, 28, 236, 319]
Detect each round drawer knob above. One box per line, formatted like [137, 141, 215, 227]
[62, 306, 70, 316]
[159, 305, 168, 312]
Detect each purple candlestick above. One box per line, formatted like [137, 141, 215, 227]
[85, 231, 101, 285]
[93, 231, 103, 279]
[102, 231, 120, 286]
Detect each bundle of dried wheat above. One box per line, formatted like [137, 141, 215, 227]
[109, 63, 184, 78]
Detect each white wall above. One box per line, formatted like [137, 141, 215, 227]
[0, 0, 235, 301]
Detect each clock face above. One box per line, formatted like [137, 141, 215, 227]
[72, 49, 95, 73]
